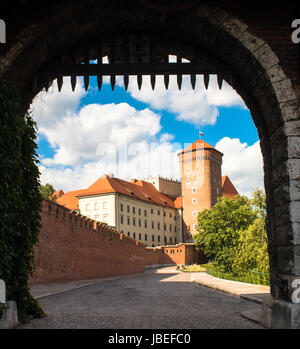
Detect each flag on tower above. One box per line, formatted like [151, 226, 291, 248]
[199, 131, 204, 137]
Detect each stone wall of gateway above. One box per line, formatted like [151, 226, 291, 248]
[30, 200, 197, 284]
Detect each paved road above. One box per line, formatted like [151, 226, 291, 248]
[18, 267, 262, 329]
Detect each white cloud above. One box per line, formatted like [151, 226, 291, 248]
[116, 74, 245, 126]
[31, 77, 86, 130]
[38, 103, 162, 166]
[38, 141, 181, 192]
[215, 137, 264, 197]
[32, 78, 180, 191]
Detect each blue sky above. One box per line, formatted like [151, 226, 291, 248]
[32, 72, 264, 197]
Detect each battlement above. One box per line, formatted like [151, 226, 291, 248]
[42, 199, 145, 249]
[30, 200, 196, 284]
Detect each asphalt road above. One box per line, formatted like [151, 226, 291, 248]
[18, 267, 262, 329]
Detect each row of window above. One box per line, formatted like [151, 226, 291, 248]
[120, 203, 177, 219]
[185, 179, 200, 188]
[165, 249, 182, 254]
[120, 231, 177, 244]
[85, 202, 108, 211]
[120, 216, 179, 232]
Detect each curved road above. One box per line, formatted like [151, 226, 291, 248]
[18, 267, 262, 329]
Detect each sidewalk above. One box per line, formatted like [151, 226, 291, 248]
[190, 271, 271, 327]
[190, 271, 270, 303]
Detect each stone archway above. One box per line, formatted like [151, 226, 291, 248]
[1, 1, 299, 328]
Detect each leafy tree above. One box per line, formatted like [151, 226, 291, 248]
[194, 195, 256, 273]
[39, 183, 56, 200]
[232, 189, 269, 277]
[195, 188, 270, 283]
[232, 217, 269, 276]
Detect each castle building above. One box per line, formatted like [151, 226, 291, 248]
[55, 138, 239, 245]
[56, 174, 183, 247]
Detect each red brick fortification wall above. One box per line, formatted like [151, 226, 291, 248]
[30, 200, 147, 284]
[30, 200, 198, 284]
[146, 244, 198, 266]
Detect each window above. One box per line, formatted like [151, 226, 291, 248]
[152, 221, 155, 229]
[145, 234, 148, 241]
[175, 238, 177, 244]
[193, 211, 197, 217]
[120, 215, 124, 224]
[158, 235, 161, 242]
[127, 232, 130, 237]
[152, 244, 155, 247]
[163, 211, 166, 217]
[138, 208, 141, 215]
[133, 207, 136, 214]
[144, 220, 147, 228]
[194, 224, 198, 230]
[186, 179, 190, 184]
[85, 203, 90, 211]
[169, 213, 172, 218]
[103, 201, 108, 209]
[144, 210, 147, 217]
[164, 236, 167, 243]
[157, 222, 160, 230]
[94, 203, 99, 210]
[127, 205, 130, 213]
[120, 203, 123, 212]
[158, 210, 160, 216]
[170, 237, 172, 244]
[139, 219, 141, 227]
[192, 198, 197, 204]
[133, 217, 136, 226]
[150, 209, 153, 214]
[127, 217, 130, 225]
[192, 187, 196, 193]
[152, 235, 155, 242]
[133, 232, 136, 239]
[170, 224, 172, 232]
[164, 223, 166, 231]
[139, 233, 142, 240]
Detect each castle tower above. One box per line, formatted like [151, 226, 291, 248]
[178, 139, 223, 239]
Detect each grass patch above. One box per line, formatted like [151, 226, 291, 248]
[178, 264, 206, 272]
[199, 263, 270, 286]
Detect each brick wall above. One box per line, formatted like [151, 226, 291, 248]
[30, 200, 197, 284]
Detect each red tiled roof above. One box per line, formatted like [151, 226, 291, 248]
[173, 196, 182, 208]
[51, 190, 64, 199]
[179, 139, 222, 155]
[56, 189, 85, 210]
[56, 175, 181, 210]
[221, 175, 239, 199]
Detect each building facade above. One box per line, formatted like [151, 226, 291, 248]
[178, 139, 223, 237]
[55, 138, 238, 245]
[57, 175, 183, 247]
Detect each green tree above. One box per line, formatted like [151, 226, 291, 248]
[194, 195, 256, 273]
[39, 183, 56, 200]
[232, 189, 269, 278]
[232, 217, 269, 275]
